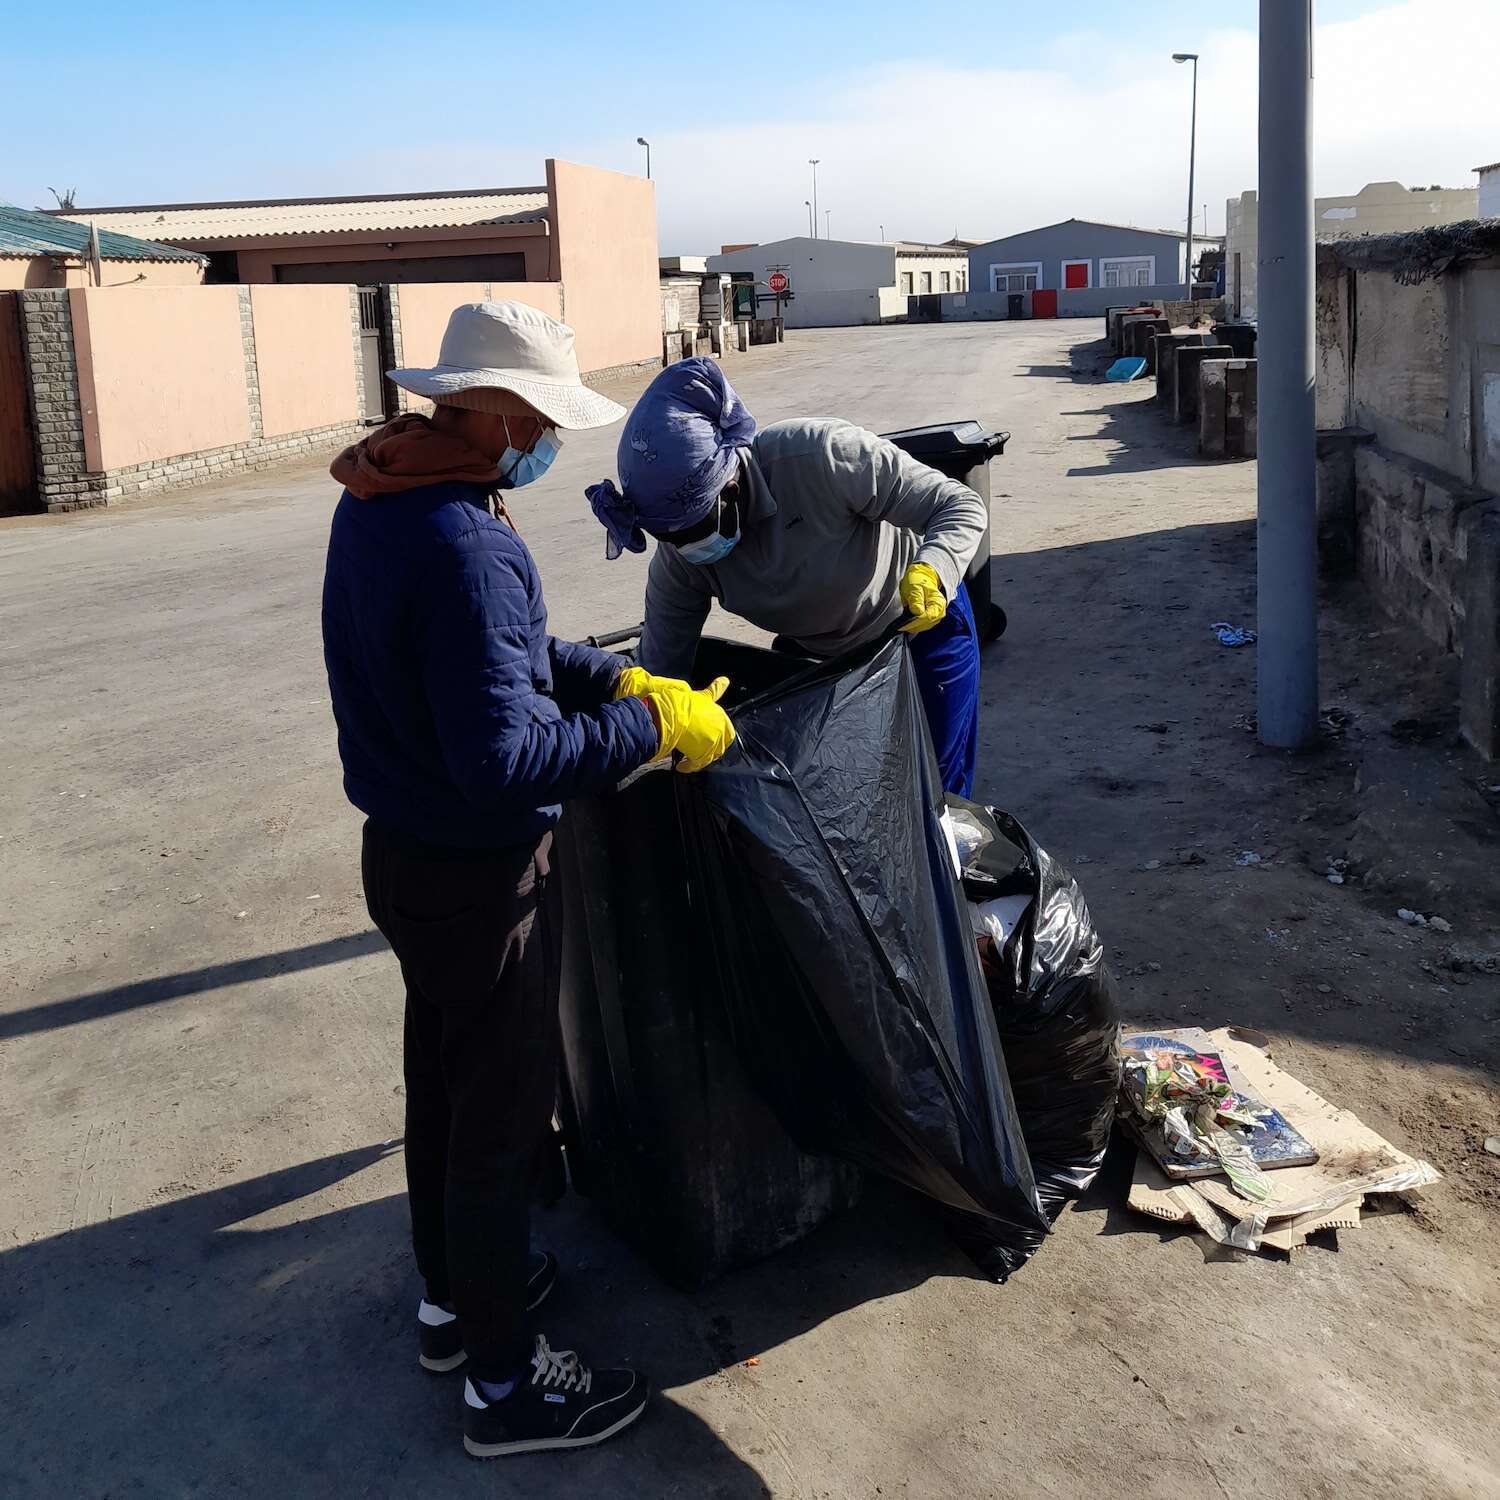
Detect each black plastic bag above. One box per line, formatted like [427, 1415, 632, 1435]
[677, 636, 1047, 1248]
[943, 800, 1121, 1278]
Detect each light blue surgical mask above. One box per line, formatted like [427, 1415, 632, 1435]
[499, 426, 563, 489]
[674, 497, 741, 566]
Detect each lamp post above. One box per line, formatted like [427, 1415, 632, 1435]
[1256, 0, 1318, 747]
[808, 159, 820, 239]
[824, 209, 831, 239]
[1172, 52, 1199, 291]
[636, 136, 651, 180]
[805, 200, 814, 237]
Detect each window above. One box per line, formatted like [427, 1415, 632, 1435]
[940, 271, 951, 292]
[957, 272, 966, 292]
[1100, 256, 1155, 289]
[900, 272, 914, 295]
[989, 262, 1041, 293]
[1062, 259, 1091, 290]
[919, 271, 932, 293]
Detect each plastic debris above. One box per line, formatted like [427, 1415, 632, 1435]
[1210, 622, 1257, 647]
[1106, 356, 1147, 381]
[1236, 850, 1263, 867]
[1326, 873, 1345, 885]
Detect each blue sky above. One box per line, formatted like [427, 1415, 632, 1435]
[7, 0, 1495, 252]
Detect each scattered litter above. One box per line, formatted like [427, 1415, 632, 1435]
[235, 911, 249, 920]
[1319, 707, 1352, 738]
[1233, 711, 1258, 734]
[1106, 356, 1148, 381]
[1484, 1137, 1500, 1158]
[1396, 908, 1428, 928]
[1210, 622, 1257, 648]
[1429, 916, 1453, 934]
[1141, 859, 1162, 871]
[1177, 850, 1206, 865]
[1326, 872, 1345, 884]
[744, 1358, 761, 1368]
[1235, 850, 1263, 867]
[1125, 1026, 1440, 1253]
[306, 894, 322, 901]
[180, 893, 203, 905]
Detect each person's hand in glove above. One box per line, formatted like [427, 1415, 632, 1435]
[898, 561, 948, 635]
[641, 676, 737, 773]
[613, 665, 692, 701]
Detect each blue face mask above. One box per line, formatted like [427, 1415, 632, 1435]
[674, 497, 741, 566]
[499, 427, 563, 489]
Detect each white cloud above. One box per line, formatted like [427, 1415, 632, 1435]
[320, 0, 1498, 253]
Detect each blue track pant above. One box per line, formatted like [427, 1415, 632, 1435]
[909, 581, 980, 798]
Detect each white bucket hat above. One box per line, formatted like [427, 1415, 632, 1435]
[388, 300, 625, 430]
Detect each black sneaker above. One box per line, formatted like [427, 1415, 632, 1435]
[463, 1335, 650, 1458]
[417, 1251, 559, 1373]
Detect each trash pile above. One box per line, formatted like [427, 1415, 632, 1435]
[1121, 1026, 1440, 1253]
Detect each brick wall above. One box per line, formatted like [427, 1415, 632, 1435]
[18, 286, 367, 512]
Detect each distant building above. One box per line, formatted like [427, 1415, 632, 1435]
[705, 236, 966, 327]
[0, 202, 204, 289]
[966, 219, 1209, 316]
[1477, 162, 1500, 219]
[1224, 180, 1479, 319]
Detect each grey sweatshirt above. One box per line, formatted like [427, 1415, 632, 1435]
[639, 418, 988, 679]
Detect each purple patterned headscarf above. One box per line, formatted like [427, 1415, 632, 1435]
[586, 357, 757, 560]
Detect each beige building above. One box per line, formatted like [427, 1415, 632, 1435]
[1225, 180, 1478, 319]
[0, 203, 205, 289]
[894, 243, 969, 296]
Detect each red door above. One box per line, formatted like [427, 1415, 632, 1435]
[1064, 262, 1089, 289]
[1032, 288, 1058, 318]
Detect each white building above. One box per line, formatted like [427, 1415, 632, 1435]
[1224, 180, 1479, 320]
[705, 236, 967, 327]
[1477, 162, 1500, 219]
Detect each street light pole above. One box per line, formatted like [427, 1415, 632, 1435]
[1256, 0, 1318, 747]
[808, 159, 820, 239]
[805, 200, 813, 237]
[1172, 53, 1199, 292]
[636, 136, 651, 180]
[824, 209, 831, 239]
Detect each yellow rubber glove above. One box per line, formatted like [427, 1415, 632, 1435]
[613, 665, 695, 701]
[645, 676, 737, 773]
[898, 561, 948, 635]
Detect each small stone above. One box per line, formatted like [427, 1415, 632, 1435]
[1326, 872, 1345, 885]
[1429, 916, 1453, 934]
[1396, 908, 1426, 927]
[1485, 1136, 1500, 1158]
[1147, 962, 1162, 973]
[1143, 859, 1162, 871]
[234, 911, 249, 920]
[1236, 850, 1262, 867]
[1316, 983, 1332, 994]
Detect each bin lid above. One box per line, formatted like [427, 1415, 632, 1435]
[880, 420, 1007, 458]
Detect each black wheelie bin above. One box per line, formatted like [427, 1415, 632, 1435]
[555, 634, 862, 1290]
[880, 421, 1009, 642]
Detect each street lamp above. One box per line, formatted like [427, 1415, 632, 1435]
[636, 136, 651, 180]
[805, 200, 814, 237]
[1172, 53, 1199, 292]
[824, 208, 831, 240]
[808, 159, 820, 239]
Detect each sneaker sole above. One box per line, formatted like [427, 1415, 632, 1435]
[462, 1393, 649, 1459]
[418, 1276, 556, 1374]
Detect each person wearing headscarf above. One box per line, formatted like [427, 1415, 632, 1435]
[323, 303, 736, 1459]
[586, 357, 988, 796]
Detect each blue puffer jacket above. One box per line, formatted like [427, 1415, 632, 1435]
[322, 480, 658, 852]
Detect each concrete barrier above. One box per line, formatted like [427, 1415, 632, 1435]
[1172, 344, 1233, 424]
[1199, 359, 1258, 459]
[1153, 332, 1214, 405]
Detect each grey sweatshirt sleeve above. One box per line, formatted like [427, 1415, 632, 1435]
[833, 425, 988, 599]
[639, 544, 713, 679]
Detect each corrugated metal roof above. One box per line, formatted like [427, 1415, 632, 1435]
[57, 188, 550, 244]
[0, 203, 205, 262]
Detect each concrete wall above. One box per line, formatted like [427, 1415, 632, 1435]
[894, 252, 968, 295]
[1057, 283, 1188, 318]
[70, 285, 250, 471]
[1226, 181, 1479, 320]
[708, 237, 896, 295]
[968, 221, 1187, 295]
[394, 281, 565, 370]
[0, 257, 204, 290]
[548, 158, 660, 376]
[250, 285, 359, 438]
[778, 286, 907, 328]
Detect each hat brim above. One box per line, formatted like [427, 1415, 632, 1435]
[387, 364, 626, 430]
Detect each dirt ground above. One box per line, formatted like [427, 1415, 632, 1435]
[1, 320, 1496, 1498]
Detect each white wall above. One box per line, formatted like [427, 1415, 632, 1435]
[779, 285, 908, 328]
[708, 237, 896, 295]
[1479, 167, 1500, 219]
[895, 253, 968, 295]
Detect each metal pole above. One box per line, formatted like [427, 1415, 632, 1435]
[636, 137, 651, 179]
[809, 159, 820, 239]
[805, 200, 813, 237]
[824, 209, 831, 239]
[1257, 0, 1319, 747]
[1185, 57, 1197, 289]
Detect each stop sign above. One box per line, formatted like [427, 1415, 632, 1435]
[767, 271, 789, 294]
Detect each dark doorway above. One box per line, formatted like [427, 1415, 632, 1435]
[0, 293, 38, 513]
[356, 286, 394, 423]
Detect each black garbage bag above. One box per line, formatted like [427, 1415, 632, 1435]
[942, 799, 1121, 1278]
[677, 636, 1047, 1251]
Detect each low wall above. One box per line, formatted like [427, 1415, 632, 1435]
[781, 286, 905, 328]
[1056, 283, 1189, 318]
[394, 281, 564, 371]
[251, 285, 359, 438]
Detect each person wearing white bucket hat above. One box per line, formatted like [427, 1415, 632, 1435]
[323, 301, 735, 1458]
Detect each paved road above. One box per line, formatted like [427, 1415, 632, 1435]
[2, 321, 1495, 1499]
